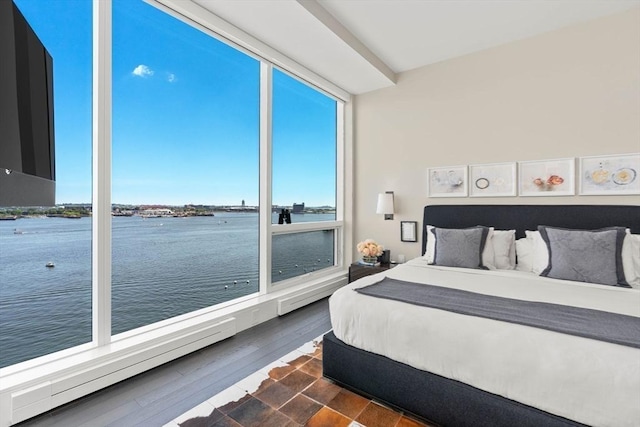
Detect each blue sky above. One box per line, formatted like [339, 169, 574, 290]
[14, 0, 336, 207]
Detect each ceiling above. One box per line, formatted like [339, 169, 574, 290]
[192, 0, 640, 95]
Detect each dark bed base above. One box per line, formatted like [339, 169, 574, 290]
[323, 331, 585, 427]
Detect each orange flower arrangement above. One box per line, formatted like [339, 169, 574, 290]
[357, 239, 384, 258]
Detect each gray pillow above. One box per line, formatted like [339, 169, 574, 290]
[539, 226, 629, 287]
[432, 226, 489, 269]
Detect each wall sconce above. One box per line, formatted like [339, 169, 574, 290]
[376, 191, 395, 220]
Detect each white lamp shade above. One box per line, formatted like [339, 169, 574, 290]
[376, 193, 394, 215]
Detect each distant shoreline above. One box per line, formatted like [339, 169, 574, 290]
[1, 205, 336, 220]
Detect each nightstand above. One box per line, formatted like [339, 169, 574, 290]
[348, 262, 394, 283]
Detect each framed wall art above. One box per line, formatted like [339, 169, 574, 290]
[428, 166, 468, 197]
[579, 153, 640, 195]
[518, 158, 575, 196]
[400, 221, 418, 242]
[469, 162, 516, 197]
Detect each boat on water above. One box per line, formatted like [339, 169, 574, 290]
[45, 262, 55, 268]
[13, 229, 23, 234]
[0, 215, 18, 220]
[45, 214, 84, 219]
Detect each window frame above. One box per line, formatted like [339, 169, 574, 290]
[0, 1, 351, 423]
[269, 221, 344, 289]
[265, 66, 344, 292]
[93, 0, 347, 345]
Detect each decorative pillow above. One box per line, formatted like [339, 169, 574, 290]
[515, 237, 534, 272]
[424, 225, 436, 263]
[525, 230, 549, 275]
[622, 230, 640, 289]
[490, 229, 516, 270]
[538, 226, 629, 287]
[426, 225, 493, 267]
[432, 226, 490, 269]
[479, 227, 496, 269]
[508, 232, 516, 268]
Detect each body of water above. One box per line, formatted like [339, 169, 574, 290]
[0, 212, 334, 368]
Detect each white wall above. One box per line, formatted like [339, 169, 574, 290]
[353, 8, 640, 261]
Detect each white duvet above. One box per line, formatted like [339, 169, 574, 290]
[330, 258, 640, 427]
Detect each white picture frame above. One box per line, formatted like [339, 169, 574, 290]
[428, 165, 468, 197]
[469, 162, 517, 197]
[579, 153, 640, 195]
[518, 158, 575, 197]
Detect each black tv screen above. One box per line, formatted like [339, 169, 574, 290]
[0, 0, 55, 206]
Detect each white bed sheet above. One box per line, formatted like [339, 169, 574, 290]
[330, 258, 640, 427]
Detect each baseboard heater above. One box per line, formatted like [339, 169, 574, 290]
[277, 278, 344, 315]
[9, 317, 236, 425]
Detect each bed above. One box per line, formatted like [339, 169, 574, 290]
[323, 205, 640, 427]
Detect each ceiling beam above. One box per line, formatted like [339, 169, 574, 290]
[296, 0, 397, 85]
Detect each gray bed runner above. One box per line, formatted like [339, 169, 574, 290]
[356, 277, 640, 349]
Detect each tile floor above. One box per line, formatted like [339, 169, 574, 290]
[165, 335, 434, 427]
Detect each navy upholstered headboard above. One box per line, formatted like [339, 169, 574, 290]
[421, 205, 640, 256]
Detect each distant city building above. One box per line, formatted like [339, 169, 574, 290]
[241, 199, 245, 207]
[292, 203, 304, 214]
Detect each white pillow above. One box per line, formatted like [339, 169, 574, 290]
[482, 227, 496, 269]
[622, 230, 640, 289]
[515, 237, 534, 272]
[525, 230, 549, 275]
[490, 229, 516, 270]
[508, 233, 516, 268]
[425, 224, 494, 267]
[424, 225, 436, 263]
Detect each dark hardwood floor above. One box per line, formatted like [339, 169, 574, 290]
[17, 298, 331, 427]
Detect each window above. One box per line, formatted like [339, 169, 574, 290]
[272, 230, 335, 283]
[270, 70, 339, 284]
[272, 70, 337, 224]
[1, 0, 346, 406]
[0, 0, 92, 368]
[111, 0, 260, 334]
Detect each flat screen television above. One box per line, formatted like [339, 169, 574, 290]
[0, 0, 56, 207]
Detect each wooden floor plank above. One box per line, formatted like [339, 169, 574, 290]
[16, 298, 331, 427]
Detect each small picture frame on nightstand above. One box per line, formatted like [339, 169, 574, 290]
[400, 221, 418, 242]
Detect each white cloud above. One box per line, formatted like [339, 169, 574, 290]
[167, 73, 176, 83]
[132, 65, 154, 78]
